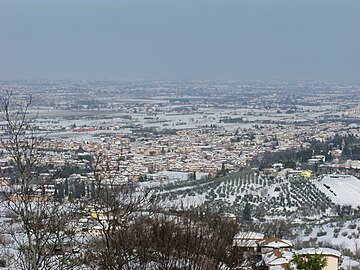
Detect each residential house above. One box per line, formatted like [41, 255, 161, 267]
[296, 247, 341, 270]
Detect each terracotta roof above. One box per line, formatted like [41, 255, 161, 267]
[258, 237, 292, 249]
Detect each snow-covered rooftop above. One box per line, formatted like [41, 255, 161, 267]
[297, 247, 341, 258]
[233, 231, 265, 248]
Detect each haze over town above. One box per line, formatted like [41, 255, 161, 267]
[0, 0, 359, 81]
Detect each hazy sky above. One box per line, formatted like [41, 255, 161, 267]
[0, 0, 359, 81]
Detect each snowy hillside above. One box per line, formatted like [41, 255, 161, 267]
[298, 218, 360, 255]
[313, 175, 360, 207]
[156, 171, 334, 217]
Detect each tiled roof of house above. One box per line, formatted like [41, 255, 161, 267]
[258, 237, 293, 249]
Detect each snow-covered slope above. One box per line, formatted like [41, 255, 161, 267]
[314, 175, 360, 206]
[157, 171, 334, 217]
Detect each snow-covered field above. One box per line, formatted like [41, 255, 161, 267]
[298, 218, 360, 253]
[313, 175, 360, 206]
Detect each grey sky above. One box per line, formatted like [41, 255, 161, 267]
[0, 0, 359, 81]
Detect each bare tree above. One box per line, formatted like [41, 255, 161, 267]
[0, 91, 77, 270]
[84, 198, 246, 270]
[82, 152, 154, 269]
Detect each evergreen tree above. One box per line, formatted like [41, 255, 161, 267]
[242, 202, 252, 222]
[74, 182, 82, 198]
[221, 162, 226, 176]
[64, 178, 69, 196]
[81, 181, 86, 197]
[342, 141, 351, 157]
[290, 254, 327, 270]
[57, 183, 64, 202]
[91, 181, 95, 199]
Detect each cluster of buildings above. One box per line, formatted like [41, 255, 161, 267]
[234, 232, 342, 270]
[2, 116, 360, 187]
[3, 80, 360, 187]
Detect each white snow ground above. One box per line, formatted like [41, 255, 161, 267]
[313, 175, 360, 207]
